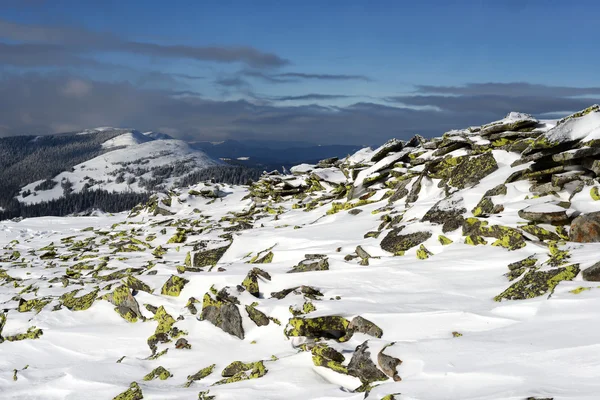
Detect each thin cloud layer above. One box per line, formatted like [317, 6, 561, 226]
[0, 18, 288, 68]
[387, 82, 600, 116]
[0, 73, 489, 144]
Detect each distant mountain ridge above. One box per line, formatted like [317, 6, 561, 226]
[191, 139, 365, 170]
[0, 128, 224, 214]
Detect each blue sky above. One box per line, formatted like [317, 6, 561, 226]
[1, 0, 599, 144]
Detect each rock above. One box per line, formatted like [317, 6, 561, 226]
[270, 285, 323, 300]
[377, 345, 402, 381]
[347, 341, 388, 384]
[143, 366, 172, 381]
[494, 264, 580, 301]
[422, 196, 466, 233]
[185, 364, 215, 387]
[448, 152, 498, 189]
[175, 338, 191, 349]
[241, 267, 271, 297]
[285, 316, 350, 340]
[193, 245, 230, 268]
[347, 316, 383, 338]
[311, 344, 347, 374]
[582, 262, 600, 281]
[113, 382, 143, 400]
[245, 304, 270, 326]
[103, 285, 143, 322]
[161, 275, 189, 297]
[518, 204, 570, 225]
[348, 208, 363, 215]
[215, 360, 267, 385]
[570, 212, 600, 242]
[371, 139, 404, 162]
[462, 218, 526, 250]
[288, 256, 329, 273]
[380, 228, 432, 255]
[200, 289, 245, 339]
[478, 112, 538, 136]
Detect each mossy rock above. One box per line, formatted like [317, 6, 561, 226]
[494, 264, 580, 301]
[270, 285, 323, 300]
[193, 245, 230, 268]
[380, 229, 432, 255]
[200, 290, 244, 339]
[288, 256, 329, 273]
[103, 285, 142, 322]
[185, 364, 215, 387]
[143, 366, 172, 381]
[113, 382, 143, 400]
[147, 306, 177, 353]
[242, 267, 271, 296]
[422, 197, 466, 233]
[448, 152, 498, 189]
[520, 225, 560, 241]
[215, 360, 267, 385]
[285, 316, 350, 341]
[348, 341, 388, 385]
[246, 304, 270, 326]
[124, 276, 153, 294]
[161, 275, 189, 297]
[311, 344, 347, 374]
[462, 218, 526, 250]
[3, 326, 44, 342]
[18, 297, 51, 313]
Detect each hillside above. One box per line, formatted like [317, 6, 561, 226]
[2, 106, 600, 399]
[0, 129, 263, 219]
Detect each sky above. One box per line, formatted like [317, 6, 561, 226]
[1, 0, 600, 145]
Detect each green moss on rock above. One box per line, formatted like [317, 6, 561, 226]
[161, 275, 189, 297]
[185, 364, 215, 387]
[143, 366, 172, 381]
[285, 316, 350, 341]
[494, 264, 580, 301]
[113, 382, 143, 400]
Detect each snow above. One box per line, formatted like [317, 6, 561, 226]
[3, 177, 600, 399]
[543, 110, 600, 144]
[16, 139, 220, 205]
[5, 112, 600, 399]
[101, 131, 152, 149]
[237, 157, 250, 161]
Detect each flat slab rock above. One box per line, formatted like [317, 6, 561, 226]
[518, 203, 570, 225]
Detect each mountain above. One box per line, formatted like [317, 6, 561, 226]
[0, 128, 263, 218]
[191, 139, 365, 170]
[2, 106, 600, 399]
[17, 133, 219, 205]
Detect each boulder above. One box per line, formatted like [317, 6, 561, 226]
[422, 196, 466, 233]
[380, 228, 432, 255]
[448, 152, 498, 189]
[347, 341, 388, 385]
[570, 212, 600, 242]
[582, 262, 600, 281]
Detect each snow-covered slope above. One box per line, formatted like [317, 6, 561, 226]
[16, 132, 220, 205]
[3, 106, 600, 399]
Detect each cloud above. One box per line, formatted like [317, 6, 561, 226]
[0, 72, 499, 145]
[0, 18, 288, 68]
[385, 82, 600, 116]
[414, 82, 600, 97]
[273, 94, 353, 101]
[3, 73, 598, 145]
[241, 69, 372, 83]
[61, 78, 92, 97]
[275, 72, 372, 81]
